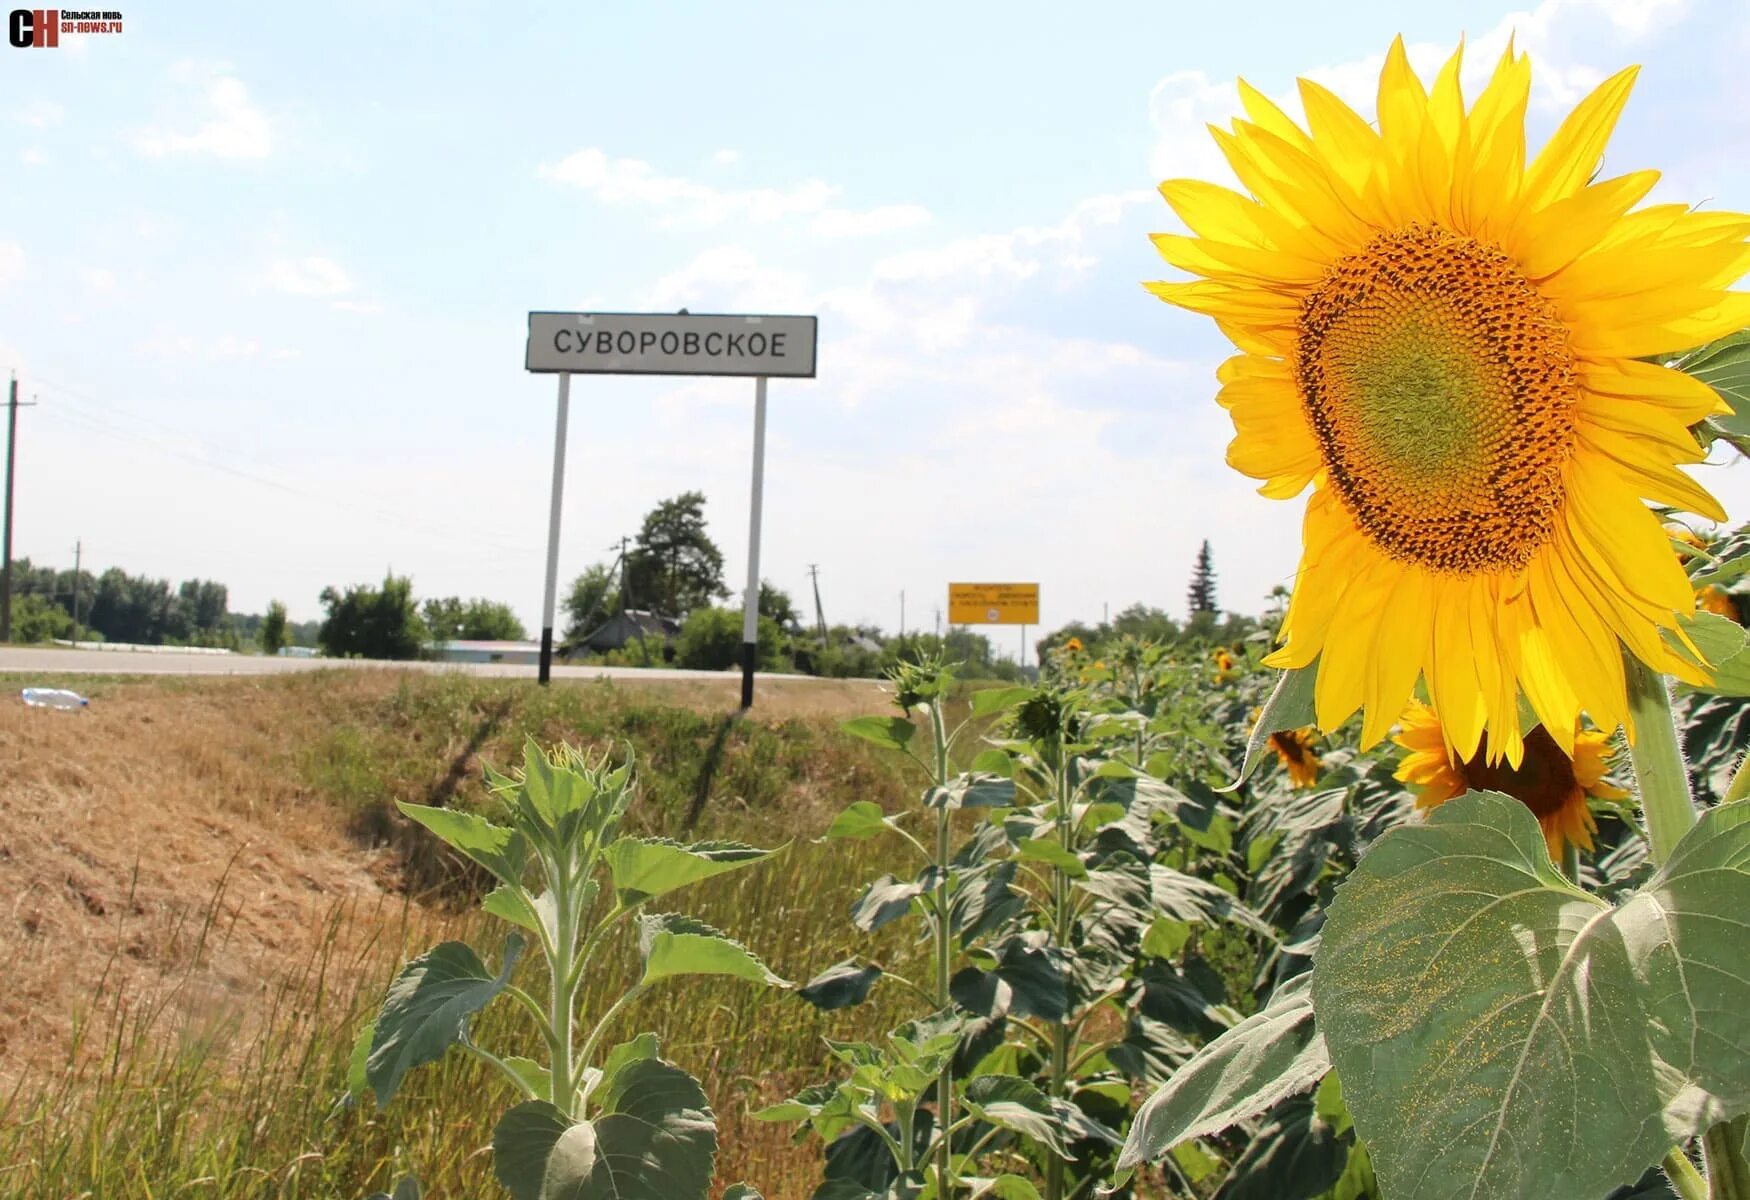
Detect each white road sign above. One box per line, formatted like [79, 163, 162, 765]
[526, 311, 818, 378]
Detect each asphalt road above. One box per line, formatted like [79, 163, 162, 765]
[0, 646, 808, 681]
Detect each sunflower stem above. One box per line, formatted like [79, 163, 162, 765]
[1666, 1147, 1708, 1200]
[1623, 653, 1697, 868]
[1704, 1116, 1750, 1200]
[1560, 842, 1580, 885]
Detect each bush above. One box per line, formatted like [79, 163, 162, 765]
[10, 593, 72, 644]
[675, 606, 788, 671]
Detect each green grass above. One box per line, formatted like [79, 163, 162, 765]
[0, 670, 944, 1198]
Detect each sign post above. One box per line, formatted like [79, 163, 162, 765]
[739, 376, 768, 707]
[537, 373, 572, 684]
[524, 312, 818, 696]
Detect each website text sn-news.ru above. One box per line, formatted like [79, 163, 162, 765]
[9, 10, 125, 48]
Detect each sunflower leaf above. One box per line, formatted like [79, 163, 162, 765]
[1682, 329, 1750, 436]
[1669, 612, 1750, 697]
[1223, 660, 1318, 792]
[1313, 790, 1750, 1200]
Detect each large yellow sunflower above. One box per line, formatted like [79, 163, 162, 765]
[1393, 699, 1628, 859]
[1268, 726, 1322, 788]
[1149, 39, 1750, 767]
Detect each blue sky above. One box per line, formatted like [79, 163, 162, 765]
[3, 0, 1748, 651]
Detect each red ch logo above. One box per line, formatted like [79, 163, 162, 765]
[8, 10, 60, 47]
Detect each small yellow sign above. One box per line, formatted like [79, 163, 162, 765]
[948, 582, 1039, 626]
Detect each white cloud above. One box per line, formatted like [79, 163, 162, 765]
[15, 100, 63, 128]
[134, 72, 272, 161]
[1147, 0, 1687, 184]
[81, 267, 118, 296]
[0, 243, 23, 288]
[330, 299, 382, 315]
[810, 204, 932, 238]
[712, 148, 741, 165]
[539, 147, 933, 236]
[19, 148, 45, 167]
[265, 256, 352, 297]
[136, 333, 264, 359]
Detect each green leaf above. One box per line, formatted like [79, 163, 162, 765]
[395, 802, 527, 886]
[840, 715, 917, 752]
[1014, 836, 1087, 878]
[492, 1059, 716, 1200]
[1314, 792, 1750, 1200]
[969, 748, 1015, 776]
[599, 1032, 659, 1095]
[1118, 974, 1328, 1169]
[482, 885, 568, 947]
[929, 774, 1017, 810]
[366, 935, 524, 1105]
[502, 1055, 551, 1102]
[1682, 330, 1750, 435]
[1169, 1140, 1220, 1184]
[723, 1187, 763, 1200]
[798, 959, 884, 1010]
[963, 1075, 1076, 1159]
[346, 1019, 374, 1101]
[491, 1101, 598, 1199]
[1668, 611, 1750, 696]
[985, 1176, 1043, 1200]
[636, 913, 787, 987]
[1218, 1096, 1346, 1200]
[819, 801, 894, 842]
[1140, 916, 1192, 960]
[604, 838, 778, 905]
[365, 1178, 422, 1200]
[849, 871, 934, 932]
[970, 686, 1035, 718]
[1222, 660, 1317, 791]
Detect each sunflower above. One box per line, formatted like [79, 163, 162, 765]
[1149, 39, 1749, 768]
[1393, 699, 1628, 859]
[1214, 648, 1235, 678]
[1064, 636, 1085, 653]
[1699, 585, 1741, 623]
[1268, 727, 1322, 788]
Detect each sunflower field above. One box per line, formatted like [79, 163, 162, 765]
[345, 37, 1750, 1200]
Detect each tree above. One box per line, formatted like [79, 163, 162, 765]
[423, 597, 527, 642]
[758, 580, 799, 630]
[624, 491, 727, 618]
[318, 573, 426, 660]
[562, 563, 618, 644]
[259, 600, 289, 654]
[1187, 539, 1217, 617]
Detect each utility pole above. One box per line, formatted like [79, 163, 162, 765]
[899, 590, 905, 639]
[2, 377, 37, 644]
[617, 535, 630, 612]
[70, 539, 81, 646]
[807, 563, 827, 642]
[934, 607, 941, 639]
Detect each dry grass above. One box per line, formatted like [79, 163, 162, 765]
[0, 668, 931, 1198]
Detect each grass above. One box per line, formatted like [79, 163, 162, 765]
[0, 668, 961, 1198]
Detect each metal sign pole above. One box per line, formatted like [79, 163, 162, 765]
[538, 372, 572, 685]
[739, 375, 769, 708]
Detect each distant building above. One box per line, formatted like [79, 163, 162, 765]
[578, 609, 680, 653]
[427, 639, 545, 665]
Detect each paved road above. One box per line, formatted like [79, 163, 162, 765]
[0, 646, 811, 681]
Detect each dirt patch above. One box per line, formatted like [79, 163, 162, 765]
[0, 679, 394, 1090]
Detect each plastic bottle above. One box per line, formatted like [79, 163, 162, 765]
[20, 687, 89, 710]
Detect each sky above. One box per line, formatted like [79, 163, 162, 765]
[3, 0, 1749, 655]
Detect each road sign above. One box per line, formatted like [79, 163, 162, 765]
[527, 311, 818, 378]
[948, 583, 1039, 625]
[524, 309, 819, 706]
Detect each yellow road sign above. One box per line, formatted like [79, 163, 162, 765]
[948, 582, 1039, 625]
